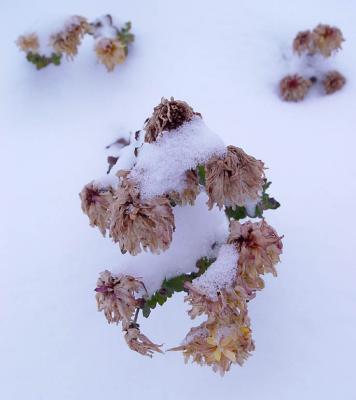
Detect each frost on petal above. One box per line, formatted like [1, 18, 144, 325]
[205, 145, 265, 210]
[16, 33, 39, 52]
[279, 74, 312, 102]
[109, 171, 175, 255]
[95, 37, 126, 71]
[123, 321, 163, 357]
[95, 270, 146, 324]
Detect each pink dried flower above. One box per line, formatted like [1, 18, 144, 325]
[313, 24, 344, 57]
[228, 220, 283, 291]
[79, 182, 114, 235]
[205, 146, 265, 210]
[16, 33, 39, 52]
[293, 30, 315, 55]
[95, 38, 126, 71]
[169, 169, 200, 205]
[144, 97, 201, 143]
[280, 74, 312, 102]
[95, 270, 145, 324]
[123, 321, 163, 357]
[109, 171, 175, 255]
[323, 70, 346, 94]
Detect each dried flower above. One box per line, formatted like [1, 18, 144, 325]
[144, 97, 201, 143]
[205, 145, 265, 210]
[95, 37, 126, 71]
[279, 74, 312, 102]
[95, 270, 145, 324]
[123, 321, 163, 357]
[323, 70, 346, 94]
[16, 33, 39, 52]
[293, 30, 315, 55]
[109, 171, 175, 255]
[228, 220, 283, 291]
[313, 24, 344, 57]
[50, 16, 90, 59]
[80, 182, 114, 235]
[169, 170, 200, 206]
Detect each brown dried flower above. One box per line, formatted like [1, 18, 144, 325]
[323, 70, 346, 94]
[280, 74, 312, 102]
[95, 38, 126, 71]
[16, 33, 40, 52]
[95, 270, 146, 324]
[293, 30, 315, 55]
[228, 220, 283, 291]
[50, 16, 90, 59]
[144, 97, 201, 143]
[169, 170, 200, 206]
[205, 146, 265, 210]
[80, 182, 114, 235]
[313, 24, 344, 57]
[123, 321, 163, 357]
[109, 171, 175, 255]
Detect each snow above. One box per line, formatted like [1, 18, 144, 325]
[1, 1, 356, 399]
[192, 244, 238, 300]
[112, 193, 228, 295]
[130, 117, 226, 199]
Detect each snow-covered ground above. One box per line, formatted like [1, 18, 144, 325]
[1, 0, 356, 399]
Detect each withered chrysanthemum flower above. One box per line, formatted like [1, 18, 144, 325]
[205, 145, 265, 210]
[169, 170, 200, 206]
[123, 321, 163, 357]
[109, 171, 175, 255]
[95, 270, 145, 324]
[279, 74, 312, 102]
[228, 220, 283, 291]
[323, 70, 346, 94]
[293, 30, 315, 55]
[313, 24, 344, 57]
[16, 33, 40, 52]
[50, 16, 90, 59]
[80, 181, 114, 235]
[95, 38, 126, 71]
[170, 320, 254, 375]
[144, 97, 201, 143]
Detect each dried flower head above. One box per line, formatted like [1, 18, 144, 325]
[323, 70, 346, 94]
[16, 33, 40, 53]
[123, 321, 163, 357]
[144, 97, 201, 143]
[109, 171, 175, 255]
[50, 16, 90, 59]
[169, 170, 200, 206]
[95, 270, 146, 324]
[228, 220, 283, 291]
[205, 145, 265, 210]
[95, 37, 126, 71]
[293, 30, 315, 55]
[170, 320, 254, 375]
[313, 24, 344, 57]
[280, 74, 312, 102]
[80, 182, 114, 235]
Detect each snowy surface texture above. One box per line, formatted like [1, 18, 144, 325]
[131, 117, 225, 199]
[192, 244, 238, 300]
[1, 1, 356, 399]
[113, 193, 228, 295]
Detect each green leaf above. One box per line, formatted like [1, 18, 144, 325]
[197, 165, 206, 185]
[255, 179, 281, 217]
[225, 205, 247, 220]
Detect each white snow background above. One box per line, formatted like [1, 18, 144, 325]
[1, 0, 356, 399]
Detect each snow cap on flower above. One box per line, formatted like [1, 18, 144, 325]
[169, 169, 200, 206]
[313, 24, 344, 57]
[95, 270, 146, 324]
[16, 33, 39, 52]
[123, 321, 163, 357]
[109, 170, 175, 255]
[323, 70, 346, 94]
[228, 220, 283, 291]
[280, 74, 312, 102]
[95, 37, 126, 71]
[50, 16, 90, 59]
[144, 97, 201, 143]
[293, 30, 315, 55]
[80, 181, 114, 235]
[205, 145, 265, 210]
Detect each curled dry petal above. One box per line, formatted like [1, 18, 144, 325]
[293, 30, 315, 55]
[169, 169, 200, 205]
[16, 33, 39, 52]
[123, 321, 163, 357]
[313, 24, 344, 58]
[323, 70, 346, 94]
[205, 145, 265, 210]
[280, 74, 312, 102]
[95, 37, 126, 71]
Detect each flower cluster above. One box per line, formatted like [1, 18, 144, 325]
[81, 98, 283, 373]
[280, 24, 346, 101]
[16, 14, 134, 71]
